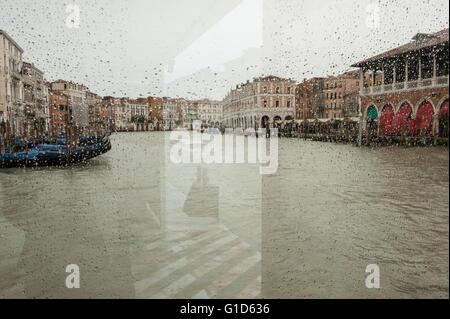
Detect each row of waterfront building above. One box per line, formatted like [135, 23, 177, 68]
[1, 28, 449, 138]
[224, 28, 449, 141]
[0, 29, 223, 135]
[222, 70, 361, 130]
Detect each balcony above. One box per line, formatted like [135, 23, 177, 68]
[360, 75, 449, 96]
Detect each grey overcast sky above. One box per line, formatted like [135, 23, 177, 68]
[1, 0, 448, 100]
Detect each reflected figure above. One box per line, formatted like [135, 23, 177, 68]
[183, 166, 219, 219]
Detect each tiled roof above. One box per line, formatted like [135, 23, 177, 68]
[352, 28, 449, 67]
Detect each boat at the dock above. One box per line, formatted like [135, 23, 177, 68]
[0, 134, 111, 168]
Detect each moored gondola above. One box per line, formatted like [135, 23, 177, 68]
[0, 135, 111, 168]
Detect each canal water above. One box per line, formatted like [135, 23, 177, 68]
[0, 132, 448, 298]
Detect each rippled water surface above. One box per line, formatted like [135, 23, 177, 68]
[0, 132, 448, 298]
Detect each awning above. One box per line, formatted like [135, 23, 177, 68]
[379, 105, 394, 134]
[391, 104, 412, 134]
[439, 100, 449, 116]
[408, 119, 416, 135]
[367, 106, 378, 119]
[416, 102, 434, 135]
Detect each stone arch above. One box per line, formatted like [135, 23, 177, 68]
[438, 98, 449, 138]
[414, 98, 436, 116]
[437, 95, 450, 111]
[365, 104, 379, 119]
[395, 99, 413, 114]
[391, 102, 413, 135]
[365, 104, 379, 133]
[415, 100, 435, 136]
[261, 115, 270, 128]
